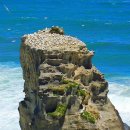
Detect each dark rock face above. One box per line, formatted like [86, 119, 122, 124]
[124, 123, 130, 130]
[19, 27, 124, 130]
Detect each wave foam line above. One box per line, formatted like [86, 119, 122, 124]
[0, 64, 24, 130]
[108, 81, 130, 125]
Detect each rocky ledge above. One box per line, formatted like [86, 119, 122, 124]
[19, 26, 125, 130]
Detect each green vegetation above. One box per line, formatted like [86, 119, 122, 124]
[61, 79, 70, 84]
[77, 89, 90, 100]
[48, 85, 67, 95]
[77, 89, 86, 97]
[48, 79, 80, 95]
[68, 82, 79, 88]
[61, 79, 79, 88]
[81, 111, 96, 124]
[78, 45, 84, 50]
[90, 110, 100, 120]
[47, 104, 67, 118]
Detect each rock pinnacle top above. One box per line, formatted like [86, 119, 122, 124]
[22, 26, 86, 51]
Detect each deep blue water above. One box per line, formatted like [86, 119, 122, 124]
[0, 0, 130, 129]
[1, 0, 130, 77]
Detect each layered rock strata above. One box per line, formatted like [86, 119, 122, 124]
[19, 27, 124, 130]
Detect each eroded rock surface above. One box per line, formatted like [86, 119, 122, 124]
[19, 27, 124, 130]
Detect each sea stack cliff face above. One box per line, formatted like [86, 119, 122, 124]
[19, 27, 124, 130]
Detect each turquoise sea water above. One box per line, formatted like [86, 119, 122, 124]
[0, 0, 130, 129]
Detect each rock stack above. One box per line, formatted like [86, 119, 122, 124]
[19, 27, 124, 130]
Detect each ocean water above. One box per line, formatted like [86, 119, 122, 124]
[0, 0, 130, 129]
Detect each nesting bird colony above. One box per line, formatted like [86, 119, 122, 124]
[23, 28, 86, 51]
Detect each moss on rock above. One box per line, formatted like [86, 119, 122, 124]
[81, 111, 96, 124]
[77, 89, 87, 97]
[47, 104, 67, 119]
[48, 79, 80, 95]
[48, 85, 67, 95]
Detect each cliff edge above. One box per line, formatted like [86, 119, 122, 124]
[19, 27, 124, 130]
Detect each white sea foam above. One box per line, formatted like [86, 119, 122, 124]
[44, 16, 48, 20]
[81, 24, 85, 27]
[105, 22, 112, 25]
[20, 16, 38, 20]
[0, 63, 24, 130]
[7, 28, 11, 31]
[11, 40, 16, 43]
[108, 81, 130, 125]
